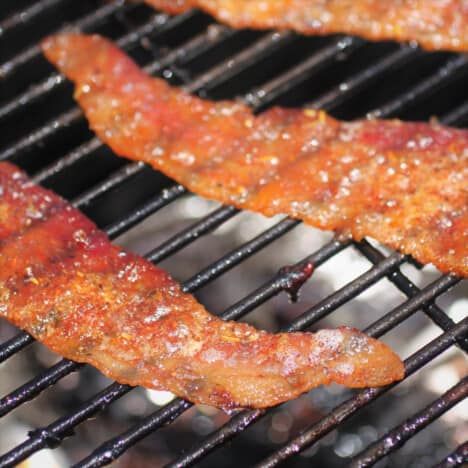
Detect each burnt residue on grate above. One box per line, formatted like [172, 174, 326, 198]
[0, 1, 467, 467]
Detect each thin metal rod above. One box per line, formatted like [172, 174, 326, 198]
[0, 0, 126, 79]
[355, 240, 466, 351]
[146, 205, 239, 264]
[0, 360, 81, 417]
[0, 11, 172, 123]
[71, 162, 146, 208]
[185, 30, 296, 93]
[310, 44, 419, 110]
[0, 333, 34, 363]
[440, 99, 468, 126]
[433, 442, 468, 468]
[245, 35, 362, 109]
[350, 377, 468, 467]
[0, 0, 64, 37]
[368, 54, 468, 119]
[0, 383, 132, 468]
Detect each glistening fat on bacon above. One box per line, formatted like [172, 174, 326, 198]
[144, 0, 468, 52]
[42, 34, 468, 277]
[0, 162, 403, 409]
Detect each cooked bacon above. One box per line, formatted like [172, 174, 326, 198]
[144, 0, 468, 52]
[0, 162, 403, 408]
[42, 33, 468, 277]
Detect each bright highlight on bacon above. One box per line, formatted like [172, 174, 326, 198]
[42, 33, 468, 277]
[0, 162, 403, 409]
[144, 0, 468, 52]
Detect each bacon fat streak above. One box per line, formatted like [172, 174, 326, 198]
[42, 34, 468, 277]
[145, 0, 468, 52]
[0, 162, 403, 408]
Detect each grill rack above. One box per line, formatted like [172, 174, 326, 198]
[0, 1, 467, 467]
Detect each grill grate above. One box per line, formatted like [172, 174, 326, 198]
[0, 1, 467, 467]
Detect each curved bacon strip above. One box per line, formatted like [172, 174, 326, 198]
[0, 162, 403, 408]
[144, 0, 468, 52]
[42, 34, 468, 277]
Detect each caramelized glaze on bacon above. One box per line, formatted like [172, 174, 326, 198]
[144, 0, 468, 52]
[0, 162, 403, 408]
[42, 34, 468, 277]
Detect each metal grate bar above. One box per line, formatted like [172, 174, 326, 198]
[0, 0, 64, 36]
[184, 31, 296, 93]
[256, 317, 468, 468]
[434, 442, 468, 468]
[180, 217, 300, 293]
[355, 241, 467, 351]
[0, 333, 34, 364]
[0, 106, 82, 161]
[368, 54, 468, 119]
[71, 161, 146, 208]
[0, 0, 126, 79]
[0, 11, 173, 122]
[145, 205, 239, 264]
[0, 360, 82, 417]
[440, 99, 468, 126]
[244, 35, 362, 109]
[350, 377, 468, 467]
[310, 45, 419, 110]
[0, 382, 133, 468]
[105, 184, 187, 239]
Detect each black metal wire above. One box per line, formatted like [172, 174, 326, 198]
[0, 360, 82, 417]
[367, 54, 468, 119]
[0, 0, 63, 36]
[0, 10, 172, 122]
[310, 44, 419, 110]
[245, 35, 364, 109]
[355, 241, 467, 351]
[0, 0, 125, 79]
[0, 382, 132, 467]
[0, 333, 34, 364]
[349, 377, 468, 467]
[434, 442, 468, 468]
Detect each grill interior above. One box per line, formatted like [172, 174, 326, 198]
[0, 1, 467, 467]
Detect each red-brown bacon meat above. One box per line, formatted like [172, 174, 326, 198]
[0, 162, 403, 408]
[42, 33, 468, 277]
[144, 0, 468, 52]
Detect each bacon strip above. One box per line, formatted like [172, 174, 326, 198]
[0, 162, 403, 408]
[144, 0, 468, 52]
[42, 34, 468, 277]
